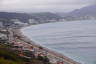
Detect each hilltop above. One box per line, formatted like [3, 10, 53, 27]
[58, 4, 96, 21]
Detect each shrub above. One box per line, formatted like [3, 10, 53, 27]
[0, 58, 18, 64]
[37, 56, 44, 61]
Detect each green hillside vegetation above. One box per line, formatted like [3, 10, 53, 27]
[0, 39, 51, 64]
[0, 45, 24, 64]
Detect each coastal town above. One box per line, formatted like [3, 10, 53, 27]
[1, 5, 96, 64]
[0, 19, 80, 64]
[0, 0, 96, 63]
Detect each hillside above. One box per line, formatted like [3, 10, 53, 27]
[0, 12, 31, 23]
[59, 5, 96, 21]
[0, 39, 51, 64]
[0, 12, 61, 24]
[68, 4, 96, 16]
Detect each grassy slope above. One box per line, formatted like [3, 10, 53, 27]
[0, 44, 25, 64]
[0, 44, 50, 64]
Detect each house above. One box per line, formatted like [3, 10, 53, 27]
[0, 21, 3, 28]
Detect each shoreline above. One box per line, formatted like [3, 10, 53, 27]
[14, 26, 80, 64]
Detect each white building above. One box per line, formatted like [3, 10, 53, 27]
[0, 21, 3, 27]
[0, 33, 6, 39]
[28, 19, 38, 24]
[11, 19, 28, 26]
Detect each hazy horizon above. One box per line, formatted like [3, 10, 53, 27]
[0, 0, 96, 13]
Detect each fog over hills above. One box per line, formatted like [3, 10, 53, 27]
[58, 4, 96, 21]
[0, 4, 96, 25]
[0, 12, 61, 26]
[68, 4, 96, 16]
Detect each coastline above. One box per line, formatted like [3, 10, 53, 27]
[14, 26, 80, 64]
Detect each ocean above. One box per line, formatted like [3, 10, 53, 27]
[21, 20, 96, 64]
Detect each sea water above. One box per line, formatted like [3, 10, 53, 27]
[21, 20, 96, 64]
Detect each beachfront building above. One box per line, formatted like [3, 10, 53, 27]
[0, 33, 6, 38]
[0, 21, 3, 28]
[28, 19, 38, 24]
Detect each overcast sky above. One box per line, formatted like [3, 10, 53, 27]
[0, 0, 95, 13]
